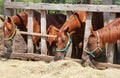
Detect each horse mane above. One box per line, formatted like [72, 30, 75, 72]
[98, 18, 120, 44]
[16, 13, 27, 31]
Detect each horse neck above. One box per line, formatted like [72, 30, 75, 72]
[12, 12, 27, 31]
[98, 18, 120, 44]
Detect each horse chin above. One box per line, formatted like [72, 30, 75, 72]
[54, 52, 65, 61]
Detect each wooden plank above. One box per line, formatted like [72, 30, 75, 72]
[27, 10, 33, 53]
[3, 0, 14, 53]
[117, 40, 120, 63]
[66, 11, 72, 58]
[102, 0, 115, 64]
[17, 31, 56, 38]
[104, 13, 115, 63]
[66, 11, 72, 18]
[4, 0, 14, 16]
[1, 52, 120, 69]
[41, 10, 47, 55]
[4, 2, 120, 12]
[82, 12, 92, 60]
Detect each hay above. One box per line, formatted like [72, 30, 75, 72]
[0, 59, 120, 78]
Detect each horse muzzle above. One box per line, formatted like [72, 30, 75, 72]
[54, 52, 65, 61]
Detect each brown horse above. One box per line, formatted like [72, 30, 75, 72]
[1, 10, 66, 57]
[47, 25, 59, 56]
[53, 11, 86, 60]
[82, 18, 120, 66]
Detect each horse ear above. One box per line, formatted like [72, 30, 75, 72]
[7, 17, 12, 23]
[0, 16, 5, 22]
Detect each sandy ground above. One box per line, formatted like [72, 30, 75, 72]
[0, 59, 120, 78]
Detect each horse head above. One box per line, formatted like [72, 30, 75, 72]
[2, 16, 17, 52]
[46, 25, 59, 55]
[82, 29, 104, 60]
[54, 27, 72, 61]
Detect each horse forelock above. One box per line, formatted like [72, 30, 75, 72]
[98, 18, 120, 44]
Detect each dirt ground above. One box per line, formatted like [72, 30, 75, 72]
[0, 20, 120, 78]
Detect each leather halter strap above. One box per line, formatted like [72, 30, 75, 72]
[83, 31, 102, 58]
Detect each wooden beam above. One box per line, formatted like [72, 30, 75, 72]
[4, 0, 14, 16]
[17, 31, 56, 38]
[1, 52, 120, 69]
[117, 40, 120, 63]
[41, 10, 47, 55]
[3, 0, 14, 53]
[82, 12, 92, 59]
[27, 10, 33, 53]
[104, 13, 115, 63]
[4, 2, 120, 12]
[66, 11, 72, 58]
[102, 0, 115, 64]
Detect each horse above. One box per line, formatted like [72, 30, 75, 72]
[1, 10, 66, 58]
[46, 25, 59, 56]
[53, 11, 87, 60]
[82, 18, 120, 67]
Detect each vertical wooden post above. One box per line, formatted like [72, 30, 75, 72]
[117, 40, 120, 63]
[102, 0, 115, 63]
[4, 0, 12, 17]
[66, 11, 72, 18]
[66, 11, 72, 57]
[4, 0, 14, 53]
[82, 12, 92, 59]
[4, 0, 14, 17]
[27, 10, 34, 53]
[41, 10, 47, 55]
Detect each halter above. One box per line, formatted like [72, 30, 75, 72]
[4, 17, 17, 41]
[83, 31, 102, 58]
[55, 32, 71, 53]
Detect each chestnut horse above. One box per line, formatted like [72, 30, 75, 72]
[1, 10, 66, 57]
[83, 18, 120, 66]
[47, 25, 59, 56]
[54, 11, 86, 60]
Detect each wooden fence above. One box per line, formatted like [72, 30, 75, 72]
[3, 0, 120, 64]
